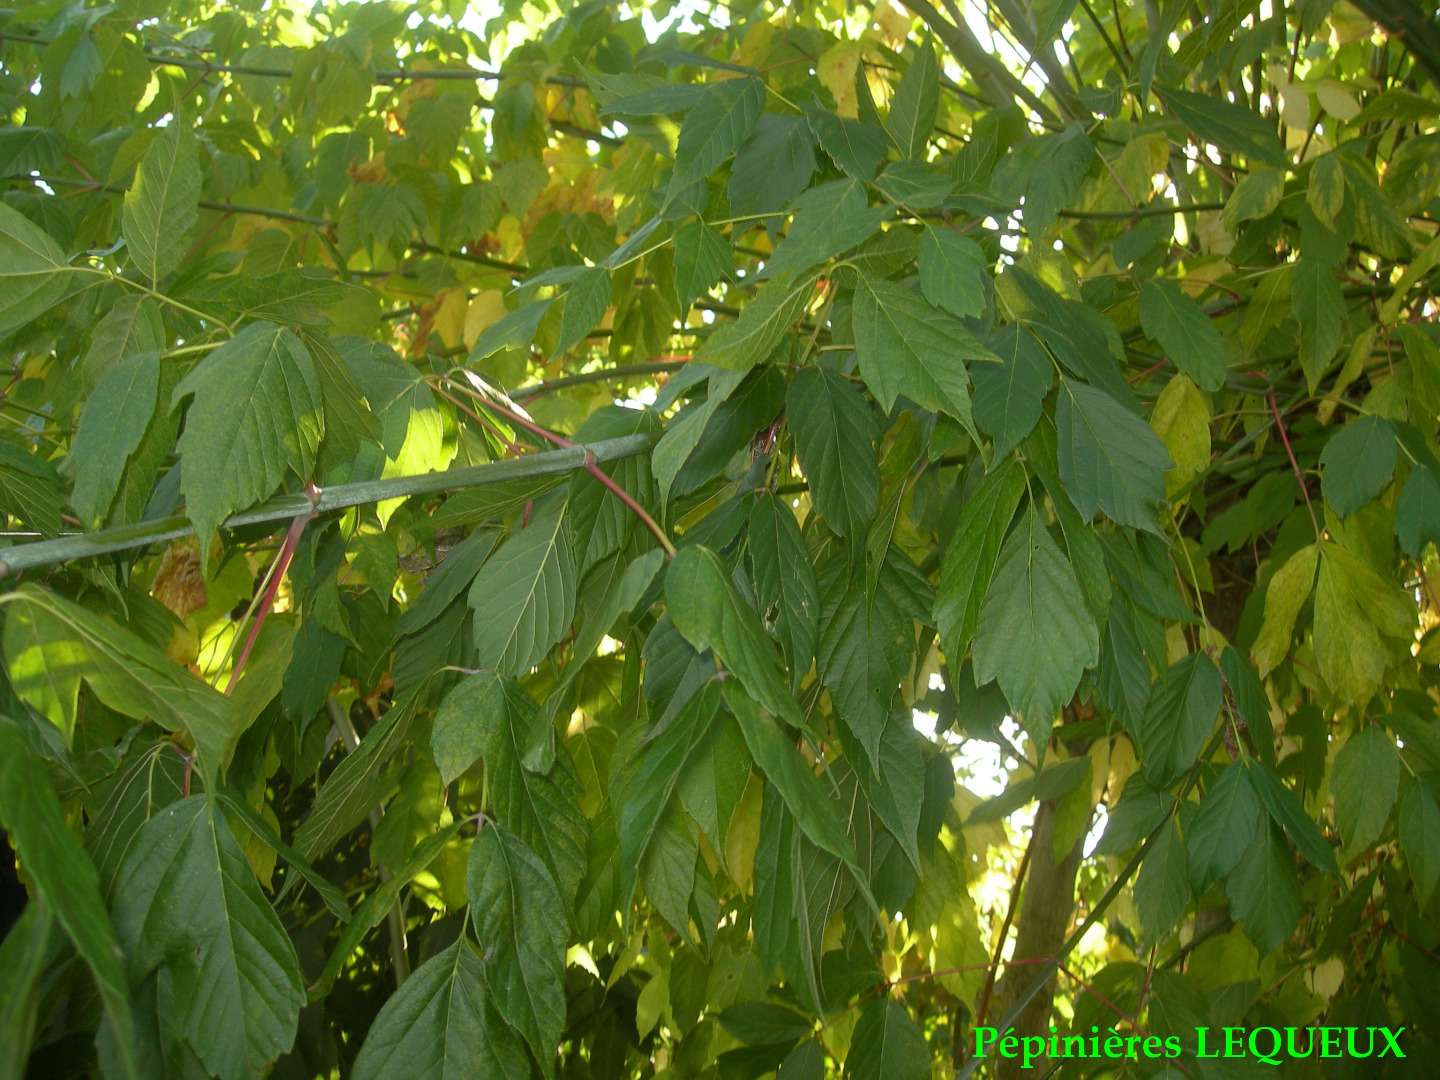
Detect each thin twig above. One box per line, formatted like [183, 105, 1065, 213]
[1265, 384, 1321, 538]
[975, 831, 1036, 1027]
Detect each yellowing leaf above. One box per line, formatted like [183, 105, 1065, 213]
[1313, 541, 1414, 705]
[1151, 374, 1211, 497]
[1252, 544, 1319, 678]
[1315, 80, 1360, 121]
[817, 42, 862, 118]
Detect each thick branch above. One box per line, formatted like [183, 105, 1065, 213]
[0, 434, 652, 577]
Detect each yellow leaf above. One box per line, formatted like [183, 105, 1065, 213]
[432, 287, 468, 350]
[874, 0, 913, 45]
[463, 289, 507, 350]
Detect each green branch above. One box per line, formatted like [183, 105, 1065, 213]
[0, 434, 652, 578]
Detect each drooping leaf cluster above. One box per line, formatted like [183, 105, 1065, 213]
[2, 0, 1439, 1076]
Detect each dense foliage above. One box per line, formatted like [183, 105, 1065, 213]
[2, 0, 1440, 1075]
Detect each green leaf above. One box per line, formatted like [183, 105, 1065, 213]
[173, 321, 324, 562]
[301, 332, 380, 463]
[469, 299, 553, 362]
[971, 325, 1053, 459]
[639, 804, 699, 936]
[728, 114, 817, 223]
[71, 351, 160, 529]
[1313, 541, 1413, 707]
[843, 715, 923, 872]
[430, 674, 588, 903]
[122, 123, 201, 284]
[885, 40, 938, 160]
[934, 458, 1026, 666]
[0, 719, 138, 1080]
[0, 201, 72, 336]
[1135, 652, 1221, 787]
[786, 365, 880, 538]
[1222, 167, 1284, 231]
[671, 220, 732, 312]
[718, 1001, 812, 1045]
[761, 180, 891, 280]
[1188, 763, 1262, 889]
[666, 545, 805, 729]
[617, 682, 723, 906]
[1225, 822, 1301, 954]
[467, 497, 577, 677]
[217, 793, 350, 921]
[1135, 819, 1189, 942]
[112, 796, 304, 1080]
[1247, 761, 1339, 875]
[0, 901, 54, 1076]
[296, 686, 424, 859]
[1157, 87, 1285, 167]
[468, 825, 568, 1076]
[1138, 280, 1226, 391]
[0, 442, 63, 536]
[1338, 154, 1413, 259]
[696, 272, 816, 372]
[312, 823, 464, 998]
[1251, 543, 1318, 677]
[1292, 258, 1345, 390]
[805, 107, 890, 180]
[748, 493, 820, 683]
[668, 77, 765, 197]
[555, 267, 612, 356]
[1333, 726, 1398, 861]
[991, 125, 1094, 234]
[853, 272, 995, 440]
[872, 162, 954, 210]
[82, 294, 165, 386]
[1056, 377, 1173, 533]
[1400, 779, 1440, 908]
[1307, 153, 1346, 228]
[722, 681, 865, 885]
[86, 741, 188, 897]
[752, 789, 846, 1014]
[543, 548, 664, 719]
[351, 939, 530, 1080]
[1397, 465, 1440, 556]
[918, 228, 987, 319]
[817, 556, 913, 768]
[0, 585, 237, 784]
[652, 367, 746, 506]
[972, 507, 1099, 739]
[2, 439, 63, 539]
[845, 998, 929, 1080]
[1319, 415, 1396, 516]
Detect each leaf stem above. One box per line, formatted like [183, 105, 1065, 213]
[441, 375, 677, 559]
[223, 486, 318, 694]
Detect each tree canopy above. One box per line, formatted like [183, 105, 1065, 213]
[2, 0, 1440, 1076]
